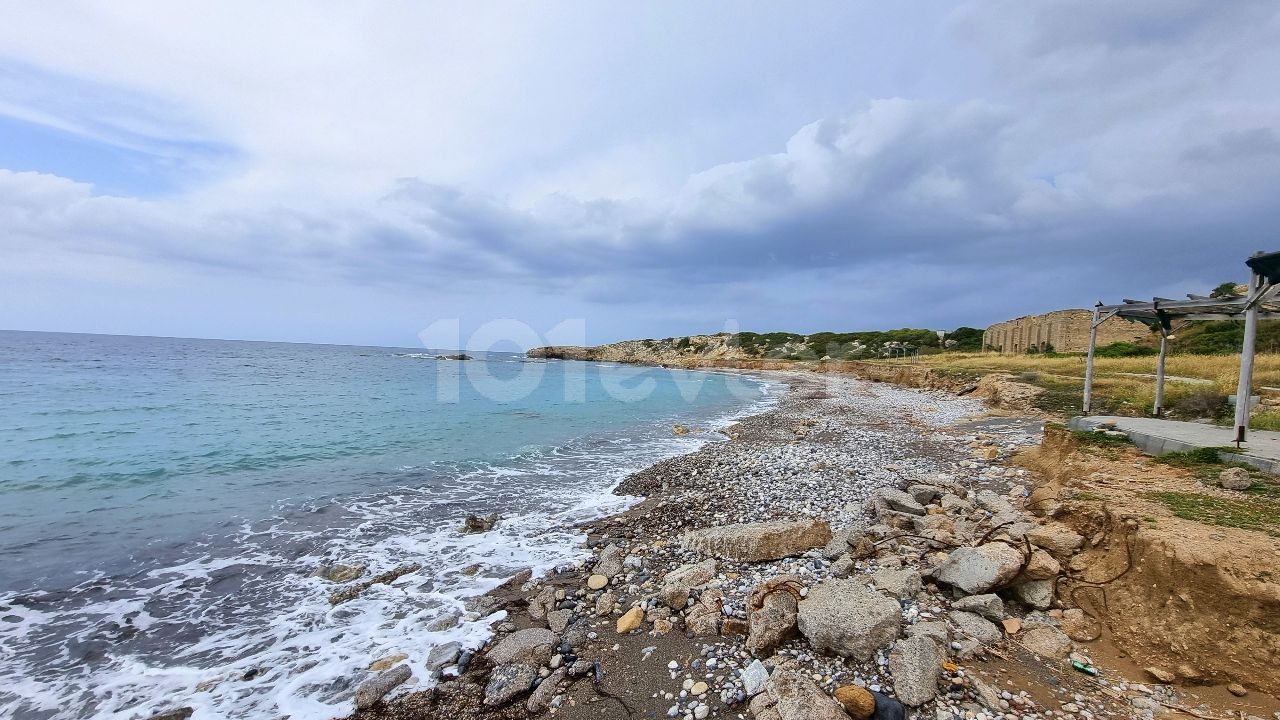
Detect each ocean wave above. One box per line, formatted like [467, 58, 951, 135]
[0, 374, 782, 720]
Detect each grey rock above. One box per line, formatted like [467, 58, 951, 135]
[905, 620, 950, 648]
[546, 609, 572, 634]
[870, 568, 922, 599]
[798, 578, 901, 661]
[1026, 524, 1084, 556]
[486, 628, 558, 666]
[1020, 625, 1073, 658]
[685, 589, 723, 637]
[354, 664, 412, 709]
[868, 488, 927, 517]
[741, 659, 770, 697]
[146, 709, 193, 720]
[907, 484, 943, 505]
[660, 559, 718, 608]
[972, 490, 1013, 515]
[950, 593, 1004, 622]
[1013, 579, 1055, 610]
[681, 519, 832, 561]
[747, 575, 801, 657]
[941, 494, 974, 514]
[426, 641, 462, 673]
[949, 611, 1001, 645]
[526, 667, 566, 713]
[1220, 467, 1252, 490]
[313, 562, 366, 583]
[748, 669, 848, 720]
[527, 585, 557, 621]
[888, 636, 943, 706]
[483, 663, 537, 706]
[935, 544, 1023, 594]
[595, 543, 625, 578]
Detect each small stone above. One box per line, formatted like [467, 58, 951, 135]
[617, 606, 644, 633]
[1019, 625, 1073, 659]
[1144, 666, 1175, 684]
[835, 685, 877, 719]
[1220, 467, 1252, 491]
[691, 681, 709, 695]
[1001, 618, 1022, 635]
[1228, 683, 1248, 697]
[354, 664, 412, 709]
[587, 574, 609, 590]
[741, 659, 769, 696]
[368, 653, 407, 671]
[951, 594, 1003, 622]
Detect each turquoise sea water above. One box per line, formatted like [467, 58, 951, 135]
[0, 331, 776, 719]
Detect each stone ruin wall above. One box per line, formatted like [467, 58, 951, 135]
[983, 309, 1150, 354]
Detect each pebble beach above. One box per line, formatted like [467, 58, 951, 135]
[346, 369, 1197, 720]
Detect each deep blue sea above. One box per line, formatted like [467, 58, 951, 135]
[0, 331, 777, 719]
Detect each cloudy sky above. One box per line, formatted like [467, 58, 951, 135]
[1, 1, 1278, 348]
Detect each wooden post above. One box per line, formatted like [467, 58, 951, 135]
[1083, 304, 1100, 414]
[1153, 332, 1167, 417]
[1234, 269, 1262, 444]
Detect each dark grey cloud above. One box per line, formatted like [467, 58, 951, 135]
[2, 1, 1278, 342]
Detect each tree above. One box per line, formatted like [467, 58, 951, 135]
[1210, 281, 1243, 298]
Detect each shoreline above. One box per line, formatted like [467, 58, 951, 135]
[343, 366, 1276, 720]
[346, 369, 1057, 719]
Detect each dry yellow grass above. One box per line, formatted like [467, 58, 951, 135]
[908, 351, 1280, 394]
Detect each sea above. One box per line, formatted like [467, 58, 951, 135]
[0, 330, 779, 719]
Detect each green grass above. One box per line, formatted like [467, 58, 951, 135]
[1154, 447, 1229, 468]
[1071, 430, 1134, 447]
[1149, 491, 1280, 536]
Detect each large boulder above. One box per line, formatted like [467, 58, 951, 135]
[746, 575, 802, 657]
[483, 663, 537, 706]
[935, 544, 1023, 594]
[748, 669, 848, 720]
[660, 559, 718, 608]
[888, 636, 943, 706]
[486, 628, 558, 666]
[681, 520, 832, 561]
[1026, 523, 1084, 556]
[798, 578, 902, 661]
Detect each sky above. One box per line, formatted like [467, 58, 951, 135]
[1, 1, 1278, 349]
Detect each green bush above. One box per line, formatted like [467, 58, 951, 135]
[1169, 390, 1229, 419]
[1095, 341, 1157, 358]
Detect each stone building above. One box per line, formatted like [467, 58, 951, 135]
[983, 309, 1150, 354]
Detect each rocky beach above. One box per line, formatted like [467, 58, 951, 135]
[337, 368, 1266, 720]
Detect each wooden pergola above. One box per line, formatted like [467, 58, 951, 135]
[1083, 250, 1280, 443]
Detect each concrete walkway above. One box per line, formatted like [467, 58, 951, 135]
[1070, 415, 1280, 474]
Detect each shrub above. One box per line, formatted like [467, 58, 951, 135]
[1169, 390, 1229, 419]
[1095, 342, 1157, 358]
